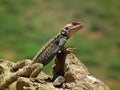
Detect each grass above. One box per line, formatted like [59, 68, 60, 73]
[0, 0, 120, 90]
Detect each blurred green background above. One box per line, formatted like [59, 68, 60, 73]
[0, 0, 120, 89]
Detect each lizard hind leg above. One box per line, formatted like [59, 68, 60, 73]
[30, 63, 43, 78]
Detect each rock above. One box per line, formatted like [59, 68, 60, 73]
[63, 53, 110, 90]
[16, 77, 39, 90]
[0, 52, 110, 90]
[0, 60, 15, 90]
[53, 76, 65, 87]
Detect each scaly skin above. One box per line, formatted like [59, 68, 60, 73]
[32, 21, 83, 66]
[0, 22, 83, 89]
[11, 21, 83, 72]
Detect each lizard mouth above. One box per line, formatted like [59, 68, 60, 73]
[71, 22, 83, 30]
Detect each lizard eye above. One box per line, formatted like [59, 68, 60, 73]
[65, 27, 69, 30]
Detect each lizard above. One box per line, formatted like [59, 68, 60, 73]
[0, 21, 83, 89]
[11, 21, 83, 74]
[31, 21, 83, 66]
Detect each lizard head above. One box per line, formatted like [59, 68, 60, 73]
[61, 21, 83, 38]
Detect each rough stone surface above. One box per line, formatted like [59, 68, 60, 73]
[63, 53, 110, 90]
[0, 53, 110, 90]
[0, 60, 15, 90]
[53, 76, 65, 87]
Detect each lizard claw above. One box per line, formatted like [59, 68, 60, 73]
[66, 47, 77, 52]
